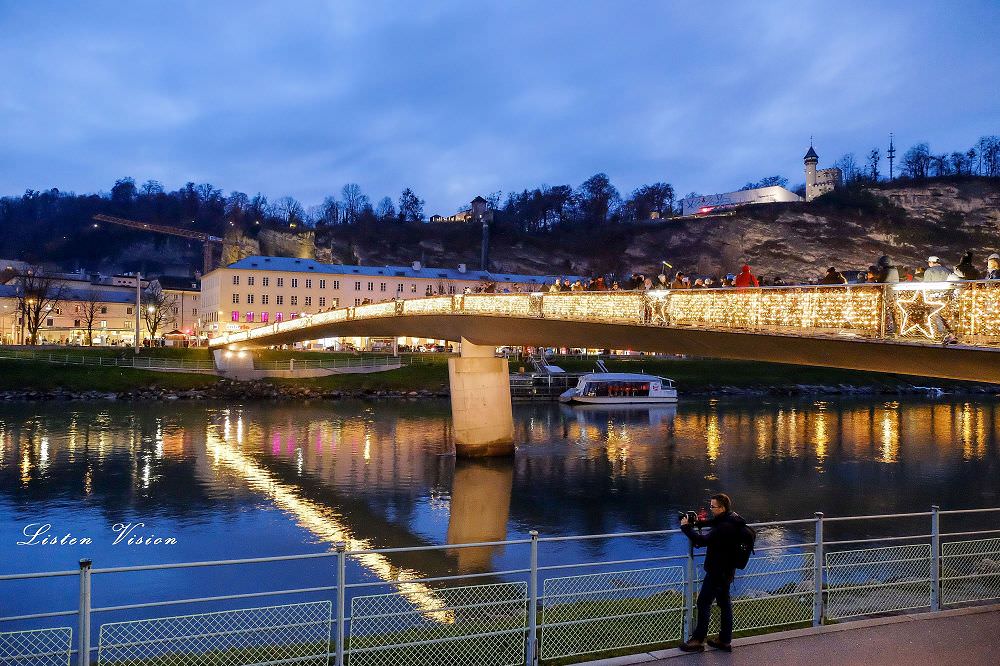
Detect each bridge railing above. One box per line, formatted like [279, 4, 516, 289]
[3, 506, 999, 665]
[208, 280, 1000, 349]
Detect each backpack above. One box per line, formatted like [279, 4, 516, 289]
[732, 522, 756, 570]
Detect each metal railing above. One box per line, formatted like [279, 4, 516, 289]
[253, 356, 407, 371]
[2, 506, 998, 665]
[209, 280, 1000, 350]
[0, 349, 216, 370]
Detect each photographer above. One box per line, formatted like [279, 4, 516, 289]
[678, 493, 748, 653]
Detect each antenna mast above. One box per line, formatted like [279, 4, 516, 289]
[887, 133, 896, 181]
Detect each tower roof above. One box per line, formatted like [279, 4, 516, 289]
[804, 145, 819, 161]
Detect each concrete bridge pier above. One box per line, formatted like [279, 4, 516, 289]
[448, 338, 515, 457]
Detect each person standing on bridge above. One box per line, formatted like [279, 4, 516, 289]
[678, 493, 750, 653]
[733, 265, 759, 288]
[987, 253, 1000, 279]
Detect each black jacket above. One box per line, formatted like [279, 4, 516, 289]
[682, 511, 747, 576]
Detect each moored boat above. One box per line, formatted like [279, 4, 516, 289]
[558, 372, 677, 404]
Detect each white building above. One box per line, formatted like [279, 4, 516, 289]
[681, 185, 803, 216]
[804, 145, 842, 202]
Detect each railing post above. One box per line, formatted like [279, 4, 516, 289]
[335, 542, 347, 666]
[527, 530, 539, 665]
[931, 505, 941, 611]
[78, 558, 92, 666]
[684, 541, 695, 639]
[813, 512, 824, 626]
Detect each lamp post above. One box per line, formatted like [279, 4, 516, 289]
[134, 274, 141, 351]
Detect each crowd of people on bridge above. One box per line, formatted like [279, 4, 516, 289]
[546, 251, 1000, 293]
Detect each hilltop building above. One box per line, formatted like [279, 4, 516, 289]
[804, 144, 842, 201]
[430, 196, 494, 224]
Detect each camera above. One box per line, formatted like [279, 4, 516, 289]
[678, 510, 699, 525]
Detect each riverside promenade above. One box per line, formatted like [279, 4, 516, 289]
[580, 604, 1000, 665]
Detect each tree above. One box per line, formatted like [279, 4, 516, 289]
[902, 143, 931, 179]
[140, 180, 164, 196]
[111, 177, 137, 204]
[866, 148, 881, 182]
[834, 154, 860, 184]
[80, 288, 104, 346]
[629, 182, 675, 220]
[274, 196, 306, 228]
[142, 283, 178, 341]
[375, 196, 395, 223]
[740, 175, 788, 190]
[930, 154, 951, 177]
[341, 183, 368, 225]
[13, 268, 65, 345]
[397, 188, 424, 222]
[575, 173, 620, 225]
[975, 136, 1000, 176]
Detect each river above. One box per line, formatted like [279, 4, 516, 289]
[0, 397, 997, 623]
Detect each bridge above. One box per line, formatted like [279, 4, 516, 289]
[210, 281, 1000, 456]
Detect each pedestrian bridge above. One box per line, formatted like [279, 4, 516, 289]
[210, 281, 1000, 381]
[209, 281, 1000, 455]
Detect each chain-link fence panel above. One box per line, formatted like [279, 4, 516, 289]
[539, 566, 684, 660]
[349, 581, 527, 666]
[941, 537, 1000, 606]
[96, 601, 331, 666]
[696, 550, 815, 635]
[825, 544, 931, 620]
[0, 627, 72, 666]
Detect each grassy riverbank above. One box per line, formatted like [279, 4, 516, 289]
[0, 353, 993, 396]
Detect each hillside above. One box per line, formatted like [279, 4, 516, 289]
[315, 177, 1000, 283]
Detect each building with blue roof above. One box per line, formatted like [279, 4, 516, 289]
[200, 255, 581, 344]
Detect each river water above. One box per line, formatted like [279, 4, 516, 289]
[1, 397, 998, 623]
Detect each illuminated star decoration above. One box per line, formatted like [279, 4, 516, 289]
[895, 289, 948, 339]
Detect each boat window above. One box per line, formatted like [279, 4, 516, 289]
[582, 381, 650, 398]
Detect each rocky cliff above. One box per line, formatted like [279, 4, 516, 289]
[240, 177, 1000, 284]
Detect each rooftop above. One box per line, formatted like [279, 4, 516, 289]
[223, 256, 579, 284]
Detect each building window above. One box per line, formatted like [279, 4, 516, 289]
[411, 284, 417, 293]
[192, 308, 197, 315]
[245, 312, 254, 322]
[276, 295, 284, 305]
[380, 282, 386, 292]
[291, 278, 298, 288]
[319, 279, 326, 289]
[74, 305, 81, 314]
[397, 283, 404, 293]
[231, 311, 240, 322]
[449, 285, 456, 294]
[172, 306, 179, 314]
[304, 296, 312, 307]
[100, 321, 107, 328]
[262, 277, 269, 287]
[74, 319, 81, 327]
[232, 294, 240, 304]
[127, 307, 133, 315]
[331, 298, 339, 308]
[290, 296, 298, 306]
[305, 279, 312, 289]
[277, 277, 284, 287]
[247, 294, 254, 304]
[367, 282, 374, 291]
[354, 298, 362, 306]
[319, 297, 326, 307]
[261, 295, 269, 305]
[232, 275, 240, 285]
[100, 306, 107, 314]
[247, 276, 255, 286]
[261, 312, 269, 322]
[354, 281, 361, 291]
[275, 313, 283, 322]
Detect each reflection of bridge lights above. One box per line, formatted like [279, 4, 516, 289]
[207, 430, 454, 623]
[20, 449, 31, 485]
[706, 413, 721, 461]
[879, 404, 899, 463]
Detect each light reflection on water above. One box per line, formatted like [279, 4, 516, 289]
[0, 398, 998, 587]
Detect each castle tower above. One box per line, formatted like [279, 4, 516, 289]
[804, 143, 819, 202]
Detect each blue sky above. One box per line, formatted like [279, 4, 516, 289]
[1, 1, 998, 215]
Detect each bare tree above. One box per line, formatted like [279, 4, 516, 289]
[80, 288, 104, 346]
[13, 269, 65, 345]
[866, 148, 881, 181]
[341, 183, 368, 225]
[834, 153, 859, 184]
[142, 283, 178, 342]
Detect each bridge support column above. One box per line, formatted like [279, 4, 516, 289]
[448, 338, 514, 457]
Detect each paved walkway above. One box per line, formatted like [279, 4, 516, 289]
[578, 604, 1000, 666]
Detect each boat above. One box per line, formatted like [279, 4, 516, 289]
[558, 372, 678, 404]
